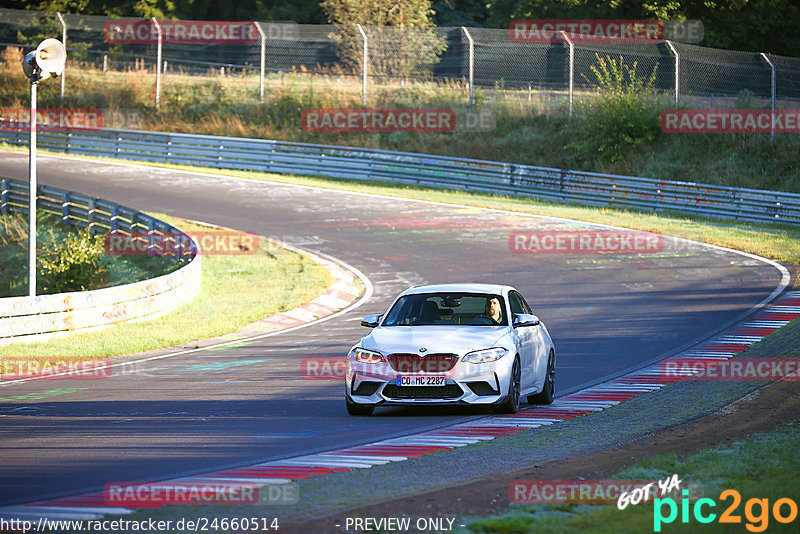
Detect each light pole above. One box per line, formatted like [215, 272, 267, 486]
[22, 38, 67, 297]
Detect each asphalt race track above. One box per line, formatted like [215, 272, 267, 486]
[0, 150, 787, 506]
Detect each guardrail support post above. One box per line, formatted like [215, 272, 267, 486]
[110, 205, 119, 231]
[61, 191, 69, 222]
[357, 24, 368, 107]
[56, 12, 66, 103]
[666, 40, 680, 106]
[461, 27, 474, 107]
[760, 52, 776, 143]
[1, 179, 7, 215]
[559, 31, 574, 120]
[148, 218, 157, 256]
[87, 198, 96, 235]
[152, 18, 162, 111]
[255, 22, 266, 104]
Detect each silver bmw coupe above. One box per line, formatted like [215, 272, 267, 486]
[345, 283, 556, 415]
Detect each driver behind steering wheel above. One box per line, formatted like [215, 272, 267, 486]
[485, 297, 503, 324]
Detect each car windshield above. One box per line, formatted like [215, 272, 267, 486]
[382, 292, 507, 327]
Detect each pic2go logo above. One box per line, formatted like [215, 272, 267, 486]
[653, 489, 798, 532]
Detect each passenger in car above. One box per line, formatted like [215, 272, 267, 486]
[420, 300, 441, 323]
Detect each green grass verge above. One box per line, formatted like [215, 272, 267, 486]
[462, 420, 800, 534]
[0, 214, 333, 360]
[4, 144, 796, 265]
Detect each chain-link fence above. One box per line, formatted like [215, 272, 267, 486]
[1, 7, 798, 113]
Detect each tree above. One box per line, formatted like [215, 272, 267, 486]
[321, 0, 447, 79]
[432, 0, 489, 27]
[2, 0, 328, 23]
[485, 0, 800, 56]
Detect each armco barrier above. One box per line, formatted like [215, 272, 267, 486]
[1, 123, 798, 226]
[0, 178, 201, 344]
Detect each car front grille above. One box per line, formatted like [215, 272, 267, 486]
[382, 384, 463, 399]
[386, 353, 458, 373]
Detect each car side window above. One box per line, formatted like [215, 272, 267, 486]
[519, 293, 533, 314]
[509, 292, 525, 315]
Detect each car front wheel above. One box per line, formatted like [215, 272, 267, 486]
[496, 356, 521, 414]
[528, 350, 555, 405]
[346, 396, 374, 416]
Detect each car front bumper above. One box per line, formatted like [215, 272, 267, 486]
[345, 357, 513, 406]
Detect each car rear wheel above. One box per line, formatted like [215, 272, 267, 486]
[528, 350, 555, 405]
[496, 357, 521, 414]
[346, 396, 374, 416]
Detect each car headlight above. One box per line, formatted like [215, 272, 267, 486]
[462, 347, 507, 364]
[351, 347, 384, 364]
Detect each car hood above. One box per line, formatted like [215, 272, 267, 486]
[362, 325, 509, 356]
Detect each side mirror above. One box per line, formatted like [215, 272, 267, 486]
[360, 314, 382, 328]
[513, 313, 540, 328]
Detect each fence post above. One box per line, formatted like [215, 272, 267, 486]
[357, 24, 368, 107]
[152, 18, 162, 111]
[559, 31, 573, 120]
[56, 12, 66, 103]
[255, 22, 266, 104]
[665, 40, 680, 106]
[461, 27, 474, 107]
[760, 52, 776, 142]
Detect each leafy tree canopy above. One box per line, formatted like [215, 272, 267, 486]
[321, 0, 438, 27]
[487, 0, 800, 56]
[4, 0, 799, 55]
[3, 0, 328, 23]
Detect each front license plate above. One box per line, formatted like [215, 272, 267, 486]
[397, 375, 447, 387]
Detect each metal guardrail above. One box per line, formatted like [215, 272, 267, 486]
[1, 123, 799, 226]
[0, 177, 201, 343]
[1, 178, 191, 253]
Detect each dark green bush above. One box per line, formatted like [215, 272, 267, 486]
[567, 54, 664, 166]
[1, 212, 112, 296]
[36, 222, 110, 294]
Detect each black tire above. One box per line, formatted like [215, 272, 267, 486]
[496, 357, 521, 414]
[528, 350, 555, 405]
[346, 396, 374, 416]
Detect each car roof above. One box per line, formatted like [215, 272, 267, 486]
[400, 283, 513, 296]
